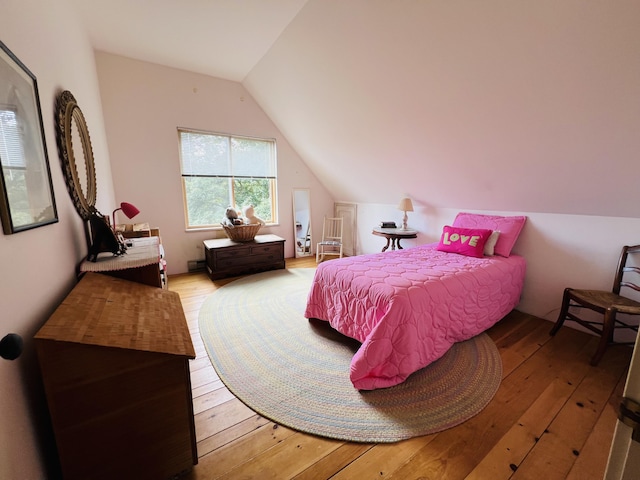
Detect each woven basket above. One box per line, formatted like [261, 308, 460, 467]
[222, 223, 262, 242]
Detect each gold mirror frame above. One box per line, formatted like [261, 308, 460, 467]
[54, 90, 97, 221]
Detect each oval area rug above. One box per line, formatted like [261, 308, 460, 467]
[199, 268, 502, 443]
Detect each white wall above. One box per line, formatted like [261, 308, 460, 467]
[0, 1, 116, 478]
[95, 52, 334, 273]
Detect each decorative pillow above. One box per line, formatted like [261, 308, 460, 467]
[453, 213, 527, 257]
[437, 225, 493, 258]
[483, 231, 501, 256]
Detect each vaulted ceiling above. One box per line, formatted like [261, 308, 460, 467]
[73, 0, 640, 218]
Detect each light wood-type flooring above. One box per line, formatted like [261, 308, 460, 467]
[173, 256, 631, 479]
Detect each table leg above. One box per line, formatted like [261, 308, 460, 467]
[382, 237, 391, 252]
[397, 239, 404, 250]
[391, 238, 398, 251]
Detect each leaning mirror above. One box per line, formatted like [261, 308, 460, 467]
[293, 188, 312, 258]
[54, 90, 97, 221]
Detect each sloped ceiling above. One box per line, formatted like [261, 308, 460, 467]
[71, 0, 309, 81]
[73, 0, 640, 217]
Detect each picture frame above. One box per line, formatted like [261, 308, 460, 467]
[0, 40, 57, 234]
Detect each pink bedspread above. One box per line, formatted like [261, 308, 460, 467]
[304, 243, 526, 390]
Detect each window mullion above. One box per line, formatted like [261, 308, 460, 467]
[227, 136, 234, 207]
[229, 177, 235, 209]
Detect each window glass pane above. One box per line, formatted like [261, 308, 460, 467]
[180, 131, 230, 176]
[183, 177, 230, 227]
[234, 178, 273, 223]
[0, 109, 26, 168]
[231, 137, 275, 178]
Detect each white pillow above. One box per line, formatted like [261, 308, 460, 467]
[484, 231, 501, 256]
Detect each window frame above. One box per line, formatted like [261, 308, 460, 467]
[178, 128, 278, 231]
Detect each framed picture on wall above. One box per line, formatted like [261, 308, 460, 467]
[0, 40, 57, 234]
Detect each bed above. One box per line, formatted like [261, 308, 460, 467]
[304, 212, 527, 390]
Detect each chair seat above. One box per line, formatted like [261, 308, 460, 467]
[317, 217, 344, 263]
[569, 288, 640, 315]
[551, 244, 640, 366]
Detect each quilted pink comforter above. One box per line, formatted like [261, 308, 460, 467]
[304, 243, 526, 390]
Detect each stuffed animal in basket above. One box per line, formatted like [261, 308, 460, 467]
[222, 207, 244, 227]
[242, 205, 265, 225]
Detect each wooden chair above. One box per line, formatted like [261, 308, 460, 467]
[316, 217, 343, 263]
[550, 244, 640, 365]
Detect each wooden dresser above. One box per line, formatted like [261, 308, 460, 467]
[34, 273, 197, 480]
[203, 234, 285, 280]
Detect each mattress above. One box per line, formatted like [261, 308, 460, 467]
[304, 243, 526, 390]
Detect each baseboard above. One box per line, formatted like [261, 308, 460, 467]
[187, 259, 206, 273]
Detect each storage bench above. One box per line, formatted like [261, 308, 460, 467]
[203, 234, 285, 280]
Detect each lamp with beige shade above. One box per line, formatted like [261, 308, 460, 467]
[397, 197, 414, 230]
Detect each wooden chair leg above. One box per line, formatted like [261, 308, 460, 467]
[590, 309, 616, 366]
[550, 288, 572, 336]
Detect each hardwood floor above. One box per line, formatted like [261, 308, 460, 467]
[172, 257, 631, 480]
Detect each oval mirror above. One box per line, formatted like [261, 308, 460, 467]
[293, 189, 312, 258]
[54, 90, 97, 220]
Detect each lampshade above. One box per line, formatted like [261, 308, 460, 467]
[397, 197, 414, 212]
[112, 201, 140, 228]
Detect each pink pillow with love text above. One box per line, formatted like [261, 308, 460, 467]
[437, 225, 493, 258]
[453, 212, 527, 257]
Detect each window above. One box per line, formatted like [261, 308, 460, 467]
[178, 129, 277, 229]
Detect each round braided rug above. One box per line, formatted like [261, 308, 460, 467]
[199, 268, 502, 443]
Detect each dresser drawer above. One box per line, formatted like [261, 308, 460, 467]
[217, 253, 279, 269]
[213, 243, 282, 260]
[214, 246, 251, 260]
[251, 244, 282, 255]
